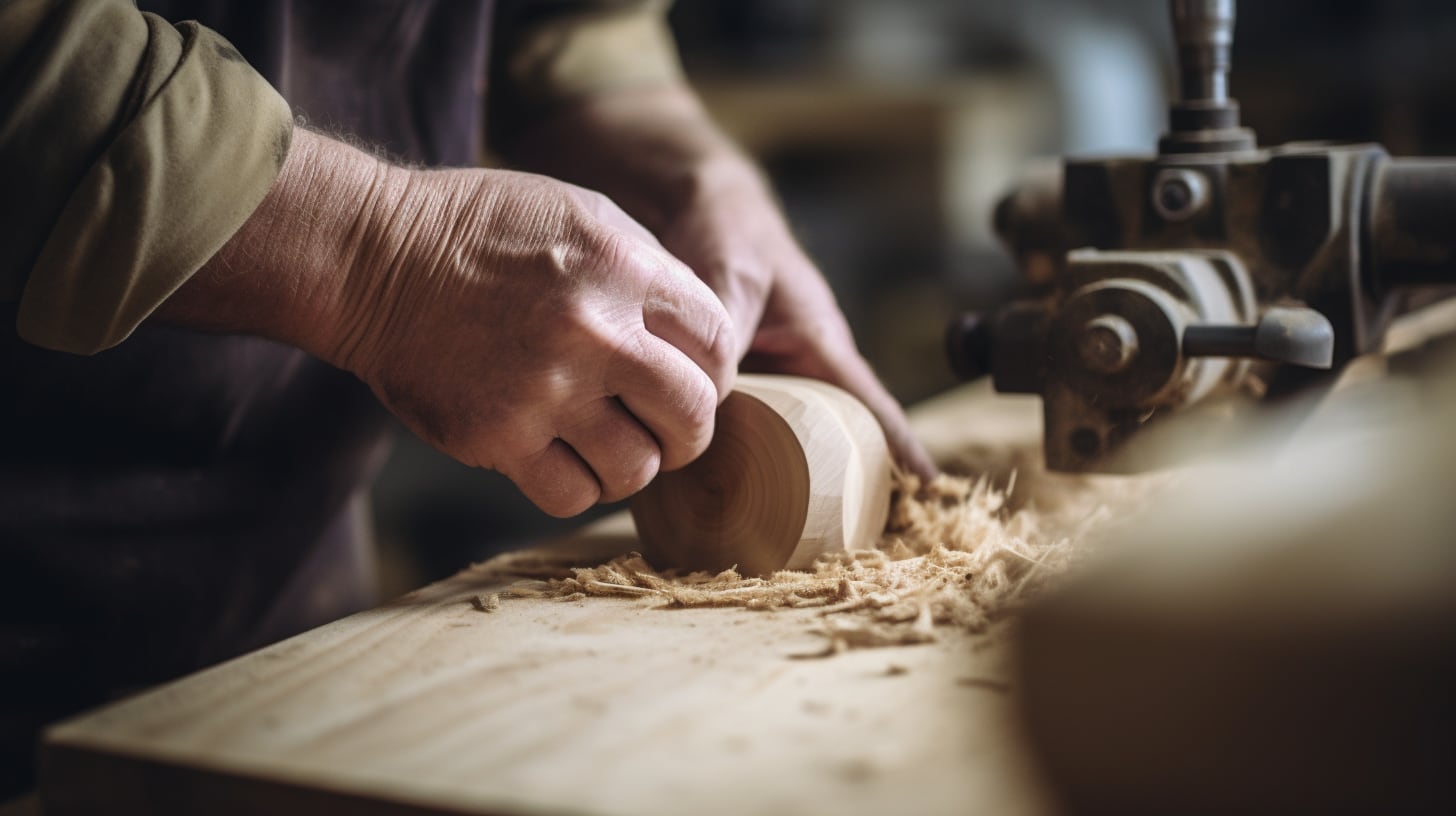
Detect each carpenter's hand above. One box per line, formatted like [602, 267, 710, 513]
[329, 167, 735, 516]
[658, 162, 937, 480]
[172, 130, 736, 517]
[497, 88, 935, 479]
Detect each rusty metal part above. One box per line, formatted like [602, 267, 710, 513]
[946, 0, 1456, 472]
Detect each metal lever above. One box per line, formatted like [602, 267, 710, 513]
[1183, 307, 1335, 369]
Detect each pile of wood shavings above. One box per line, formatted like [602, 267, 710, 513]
[485, 465, 1160, 655]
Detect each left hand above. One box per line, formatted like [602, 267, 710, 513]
[504, 88, 936, 479]
[656, 159, 938, 479]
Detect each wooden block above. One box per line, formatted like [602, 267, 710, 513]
[629, 374, 892, 576]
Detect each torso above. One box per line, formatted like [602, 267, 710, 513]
[0, 0, 496, 793]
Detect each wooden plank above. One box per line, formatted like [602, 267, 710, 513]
[40, 382, 1058, 816]
[39, 293, 1456, 814]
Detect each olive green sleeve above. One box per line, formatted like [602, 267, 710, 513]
[489, 0, 684, 148]
[0, 0, 293, 354]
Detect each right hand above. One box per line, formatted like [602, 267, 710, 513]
[166, 129, 735, 517]
[323, 166, 736, 517]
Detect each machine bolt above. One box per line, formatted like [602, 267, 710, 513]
[1078, 315, 1140, 374]
[1152, 168, 1210, 221]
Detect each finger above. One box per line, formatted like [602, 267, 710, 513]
[606, 331, 718, 471]
[638, 256, 737, 401]
[743, 339, 938, 480]
[829, 355, 939, 480]
[559, 397, 662, 503]
[658, 228, 770, 362]
[500, 438, 602, 518]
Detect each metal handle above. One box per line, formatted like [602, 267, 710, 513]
[1183, 306, 1334, 369]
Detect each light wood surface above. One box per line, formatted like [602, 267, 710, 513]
[39, 382, 1057, 816]
[630, 374, 892, 576]
[40, 298, 1456, 815]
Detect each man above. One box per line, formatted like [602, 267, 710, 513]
[0, 0, 933, 794]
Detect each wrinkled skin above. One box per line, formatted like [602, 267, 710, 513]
[167, 83, 937, 519]
[508, 87, 938, 481]
[337, 171, 737, 517]
[165, 130, 736, 517]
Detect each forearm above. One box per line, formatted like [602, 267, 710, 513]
[154, 128, 487, 374]
[154, 129, 378, 359]
[502, 85, 765, 235]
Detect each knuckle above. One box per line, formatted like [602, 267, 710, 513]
[600, 329, 646, 380]
[705, 309, 737, 375]
[561, 487, 600, 517]
[626, 447, 662, 494]
[686, 383, 716, 438]
[580, 188, 615, 215]
[540, 489, 597, 519]
[602, 447, 661, 503]
[486, 410, 539, 459]
[529, 468, 599, 519]
[578, 219, 633, 268]
[669, 381, 716, 466]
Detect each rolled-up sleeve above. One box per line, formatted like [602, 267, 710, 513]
[0, 0, 293, 354]
[489, 0, 684, 146]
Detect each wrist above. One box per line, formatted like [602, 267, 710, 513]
[255, 129, 404, 365]
[157, 128, 413, 368]
[316, 163, 495, 375]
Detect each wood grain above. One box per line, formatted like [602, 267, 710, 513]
[44, 295, 1452, 816]
[39, 382, 1056, 816]
[630, 374, 892, 576]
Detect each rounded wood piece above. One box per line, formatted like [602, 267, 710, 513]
[630, 374, 892, 576]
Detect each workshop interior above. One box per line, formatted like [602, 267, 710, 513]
[344, 0, 1456, 810]
[379, 0, 1456, 809]
[375, 0, 1456, 584]
[11, 0, 1456, 813]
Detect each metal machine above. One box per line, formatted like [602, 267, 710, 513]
[947, 0, 1456, 471]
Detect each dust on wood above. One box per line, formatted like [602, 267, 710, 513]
[470, 457, 1163, 655]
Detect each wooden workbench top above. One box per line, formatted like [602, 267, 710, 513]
[38, 382, 1061, 816]
[39, 297, 1456, 815]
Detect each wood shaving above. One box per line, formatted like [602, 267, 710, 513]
[470, 462, 1163, 655]
[469, 593, 501, 613]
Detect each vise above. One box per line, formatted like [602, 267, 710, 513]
[947, 0, 1456, 472]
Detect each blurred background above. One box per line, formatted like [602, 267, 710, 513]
[370, 0, 1456, 597]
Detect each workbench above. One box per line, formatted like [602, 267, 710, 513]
[37, 384, 1064, 816]
[34, 294, 1456, 815]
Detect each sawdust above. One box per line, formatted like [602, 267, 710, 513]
[473, 456, 1163, 654]
[469, 593, 501, 613]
